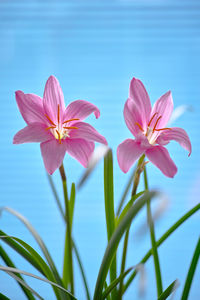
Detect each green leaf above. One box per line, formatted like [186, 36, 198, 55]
[93, 191, 156, 300]
[0, 230, 44, 275]
[0, 293, 11, 300]
[102, 267, 133, 299]
[104, 149, 117, 298]
[124, 203, 200, 293]
[181, 237, 200, 300]
[0, 265, 77, 300]
[0, 207, 63, 288]
[69, 183, 76, 229]
[4, 271, 44, 300]
[73, 241, 91, 300]
[0, 235, 64, 300]
[115, 191, 145, 227]
[157, 280, 179, 300]
[116, 168, 136, 216]
[0, 244, 36, 300]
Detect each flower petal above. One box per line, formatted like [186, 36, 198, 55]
[15, 91, 46, 125]
[124, 98, 145, 137]
[145, 145, 177, 178]
[69, 121, 107, 145]
[40, 139, 66, 174]
[65, 138, 95, 167]
[156, 127, 192, 156]
[117, 139, 144, 173]
[13, 123, 52, 144]
[63, 100, 100, 122]
[150, 91, 173, 129]
[43, 75, 65, 123]
[129, 77, 152, 129]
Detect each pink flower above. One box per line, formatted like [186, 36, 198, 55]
[13, 75, 107, 174]
[117, 78, 192, 178]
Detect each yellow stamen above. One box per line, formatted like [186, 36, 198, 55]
[56, 130, 62, 144]
[45, 114, 56, 126]
[63, 126, 78, 130]
[148, 112, 158, 127]
[46, 126, 56, 131]
[135, 122, 144, 132]
[153, 116, 162, 132]
[62, 118, 80, 124]
[57, 104, 60, 124]
[154, 128, 172, 132]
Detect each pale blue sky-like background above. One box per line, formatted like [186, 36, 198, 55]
[0, 0, 200, 299]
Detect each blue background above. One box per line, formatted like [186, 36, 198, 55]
[0, 0, 200, 299]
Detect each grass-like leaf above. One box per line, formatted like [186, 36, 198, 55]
[116, 168, 136, 216]
[0, 265, 77, 300]
[0, 244, 36, 300]
[157, 280, 179, 300]
[104, 149, 117, 298]
[0, 207, 63, 287]
[93, 191, 156, 300]
[69, 183, 76, 230]
[181, 237, 200, 300]
[102, 267, 133, 299]
[124, 203, 200, 293]
[115, 191, 145, 227]
[0, 235, 64, 300]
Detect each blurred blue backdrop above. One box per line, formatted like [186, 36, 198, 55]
[0, 0, 200, 299]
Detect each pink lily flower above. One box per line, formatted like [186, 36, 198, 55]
[13, 75, 107, 174]
[117, 78, 192, 178]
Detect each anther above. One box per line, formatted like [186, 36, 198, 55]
[153, 116, 162, 132]
[135, 122, 144, 132]
[45, 114, 56, 126]
[154, 128, 172, 132]
[63, 126, 78, 130]
[46, 126, 56, 131]
[62, 118, 80, 124]
[148, 112, 158, 127]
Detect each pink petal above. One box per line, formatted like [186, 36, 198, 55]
[43, 75, 65, 123]
[150, 91, 173, 130]
[124, 98, 146, 137]
[40, 139, 67, 174]
[69, 121, 107, 145]
[15, 91, 46, 125]
[13, 123, 52, 144]
[117, 139, 144, 173]
[156, 127, 192, 156]
[65, 138, 95, 167]
[145, 145, 177, 178]
[129, 77, 152, 129]
[63, 100, 100, 122]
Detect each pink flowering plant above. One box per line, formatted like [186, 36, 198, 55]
[0, 75, 199, 300]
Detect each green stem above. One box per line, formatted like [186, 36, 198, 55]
[60, 164, 74, 295]
[144, 166, 163, 297]
[124, 203, 200, 293]
[181, 237, 200, 300]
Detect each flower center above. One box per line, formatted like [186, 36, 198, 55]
[45, 105, 79, 144]
[135, 112, 171, 145]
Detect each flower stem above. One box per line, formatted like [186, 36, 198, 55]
[59, 164, 74, 294]
[144, 166, 163, 297]
[118, 154, 145, 299]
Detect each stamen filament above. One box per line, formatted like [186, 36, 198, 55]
[135, 122, 144, 132]
[63, 126, 78, 130]
[62, 118, 80, 124]
[148, 112, 158, 127]
[154, 128, 172, 132]
[45, 114, 56, 126]
[57, 104, 60, 124]
[153, 116, 162, 132]
[56, 130, 62, 144]
[46, 126, 56, 131]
